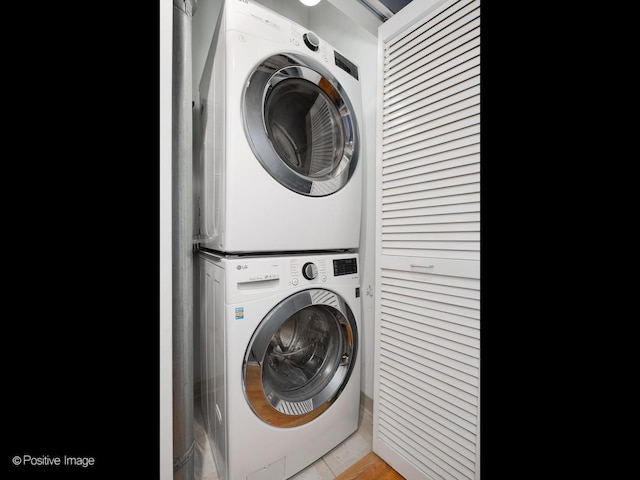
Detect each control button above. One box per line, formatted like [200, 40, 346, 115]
[302, 262, 318, 280]
[303, 32, 320, 51]
[321, 275, 327, 282]
[292, 278, 299, 286]
[290, 38, 299, 46]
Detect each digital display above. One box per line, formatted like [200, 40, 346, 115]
[333, 258, 358, 276]
[334, 51, 359, 80]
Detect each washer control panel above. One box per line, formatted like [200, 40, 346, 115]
[223, 253, 359, 298]
[287, 255, 358, 287]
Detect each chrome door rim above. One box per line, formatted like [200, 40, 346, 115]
[243, 53, 359, 197]
[242, 288, 358, 427]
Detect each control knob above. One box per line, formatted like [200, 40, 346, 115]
[303, 32, 320, 51]
[302, 262, 318, 280]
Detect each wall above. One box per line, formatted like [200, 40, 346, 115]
[190, 0, 379, 404]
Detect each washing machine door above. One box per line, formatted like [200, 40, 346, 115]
[243, 288, 358, 428]
[243, 53, 359, 196]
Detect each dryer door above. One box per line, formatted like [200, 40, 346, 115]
[243, 288, 358, 428]
[243, 53, 359, 196]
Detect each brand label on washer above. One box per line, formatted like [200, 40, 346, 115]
[235, 307, 244, 320]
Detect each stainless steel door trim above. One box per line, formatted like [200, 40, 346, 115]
[242, 288, 358, 427]
[242, 53, 359, 197]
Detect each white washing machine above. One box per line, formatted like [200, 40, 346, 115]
[198, 250, 361, 480]
[196, 0, 363, 254]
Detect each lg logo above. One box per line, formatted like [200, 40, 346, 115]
[236, 265, 248, 270]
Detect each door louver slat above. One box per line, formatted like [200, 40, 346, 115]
[384, 0, 478, 61]
[379, 373, 477, 441]
[383, 102, 480, 146]
[383, 65, 479, 115]
[383, 81, 479, 126]
[382, 114, 480, 154]
[383, 38, 480, 106]
[382, 86, 479, 133]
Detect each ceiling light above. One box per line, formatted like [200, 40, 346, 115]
[299, 0, 321, 6]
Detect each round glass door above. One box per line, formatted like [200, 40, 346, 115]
[243, 54, 359, 196]
[242, 289, 358, 427]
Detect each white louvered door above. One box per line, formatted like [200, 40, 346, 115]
[373, 1, 480, 479]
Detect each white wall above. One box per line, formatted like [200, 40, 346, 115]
[190, 0, 379, 402]
[192, 0, 224, 105]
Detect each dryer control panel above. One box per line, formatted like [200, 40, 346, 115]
[333, 50, 359, 80]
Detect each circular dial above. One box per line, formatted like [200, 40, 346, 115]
[302, 262, 318, 280]
[303, 32, 320, 51]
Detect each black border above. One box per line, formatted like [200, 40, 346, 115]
[4, 4, 158, 477]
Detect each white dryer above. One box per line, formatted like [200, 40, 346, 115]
[196, 0, 363, 254]
[198, 250, 361, 480]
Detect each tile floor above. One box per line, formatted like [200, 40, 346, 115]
[193, 401, 373, 480]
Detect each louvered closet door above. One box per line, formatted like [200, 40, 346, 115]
[373, 1, 480, 479]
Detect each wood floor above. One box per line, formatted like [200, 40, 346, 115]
[334, 452, 404, 480]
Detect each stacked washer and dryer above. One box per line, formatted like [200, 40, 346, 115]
[196, 1, 364, 479]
